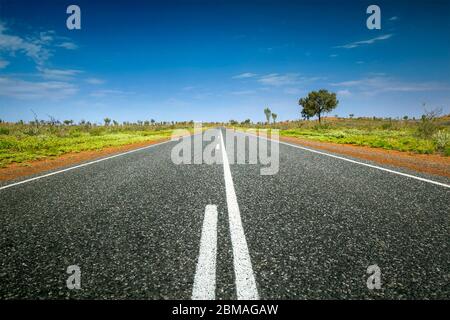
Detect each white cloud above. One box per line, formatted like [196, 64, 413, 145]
[0, 20, 77, 66]
[284, 87, 303, 95]
[0, 76, 78, 100]
[85, 77, 105, 85]
[0, 21, 51, 65]
[331, 79, 365, 87]
[257, 73, 323, 87]
[0, 59, 9, 68]
[232, 72, 257, 79]
[90, 89, 129, 98]
[38, 67, 82, 80]
[57, 42, 78, 50]
[258, 73, 300, 86]
[331, 76, 450, 94]
[389, 16, 398, 21]
[335, 34, 393, 49]
[337, 89, 351, 97]
[329, 54, 338, 58]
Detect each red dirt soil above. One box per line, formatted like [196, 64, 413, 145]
[0, 138, 169, 181]
[280, 136, 450, 179]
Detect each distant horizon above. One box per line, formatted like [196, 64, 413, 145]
[1, 0, 449, 123]
[2, 111, 449, 125]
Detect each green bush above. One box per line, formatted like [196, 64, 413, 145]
[0, 127, 10, 135]
[417, 119, 437, 138]
[89, 128, 104, 136]
[433, 130, 449, 152]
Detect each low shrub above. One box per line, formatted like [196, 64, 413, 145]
[0, 127, 10, 135]
[433, 130, 449, 152]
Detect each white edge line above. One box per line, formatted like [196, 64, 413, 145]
[236, 130, 450, 189]
[0, 139, 173, 191]
[219, 130, 259, 300]
[192, 204, 218, 300]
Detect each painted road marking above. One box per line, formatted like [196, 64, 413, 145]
[192, 205, 218, 300]
[219, 130, 259, 300]
[0, 139, 175, 191]
[235, 130, 450, 189]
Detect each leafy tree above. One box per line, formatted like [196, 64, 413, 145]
[63, 119, 73, 126]
[349, 114, 354, 119]
[104, 118, 111, 126]
[301, 109, 310, 120]
[299, 90, 338, 123]
[271, 113, 277, 123]
[151, 119, 155, 125]
[264, 107, 271, 124]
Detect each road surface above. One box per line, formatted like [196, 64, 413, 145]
[0, 128, 449, 299]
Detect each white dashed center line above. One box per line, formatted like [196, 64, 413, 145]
[192, 205, 218, 300]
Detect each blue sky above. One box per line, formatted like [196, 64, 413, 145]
[0, 0, 449, 123]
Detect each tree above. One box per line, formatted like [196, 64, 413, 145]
[417, 105, 442, 138]
[301, 109, 310, 120]
[104, 118, 111, 126]
[150, 119, 155, 125]
[271, 113, 277, 123]
[299, 89, 339, 123]
[63, 119, 73, 126]
[264, 107, 271, 124]
[349, 114, 354, 119]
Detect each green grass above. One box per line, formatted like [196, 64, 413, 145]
[233, 116, 450, 156]
[280, 128, 438, 154]
[0, 125, 177, 167]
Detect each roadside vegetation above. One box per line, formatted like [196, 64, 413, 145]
[0, 118, 195, 167]
[233, 112, 450, 156]
[231, 91, 450, 156]
[1, 91, 449, 168]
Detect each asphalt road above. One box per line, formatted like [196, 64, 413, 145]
[0, 128, 449, 299]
